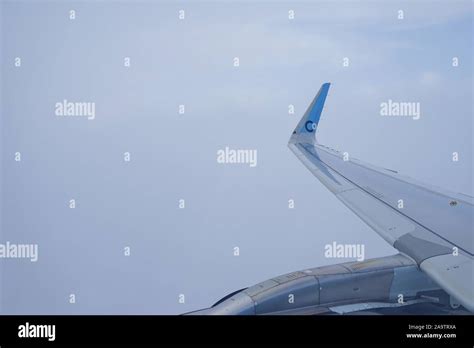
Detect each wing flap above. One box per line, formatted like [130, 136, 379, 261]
[421, 254, 474, 312]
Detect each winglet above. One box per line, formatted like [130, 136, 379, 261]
[290, 83, 330, 143]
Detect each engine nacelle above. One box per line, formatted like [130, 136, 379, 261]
[187, 254, 444, 315]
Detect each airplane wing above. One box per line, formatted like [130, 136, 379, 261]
[288, 83, 474, 312]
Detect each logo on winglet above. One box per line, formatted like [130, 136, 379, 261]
[305, 120, 316, 132]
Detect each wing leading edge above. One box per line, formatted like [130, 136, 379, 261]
[288, 83, 474, 312]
